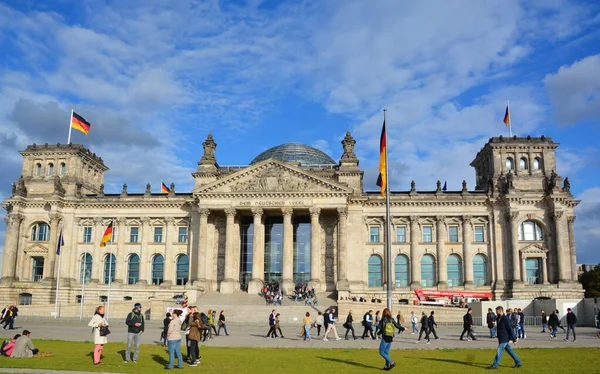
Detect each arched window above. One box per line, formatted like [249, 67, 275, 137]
[35, 163, 42, 176]
[60, 163, 66, 176]
[394, 255, 409, 287]
[533, 157, 541, 170]
[127, 254, 140, 285]
[176, 255, 189, 286]
[473, 254, 487, 286]
[368, 255, 382, 287]
[518, 221, 543, 241]
[103, 253, 116, 284]
[152, 254, 164, 285]
[47, 163, 54, 176]
[519, 157, 528, 170]
[80, 253, 92, 284]
[421, 254, 436, 287]
[31, 222, 50, 241]
[447, 254, 462, 287]
[505, 157, 513, 170]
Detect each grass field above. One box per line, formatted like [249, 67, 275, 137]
[0, 340, 597, 373]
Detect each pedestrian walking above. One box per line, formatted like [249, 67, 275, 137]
[509, 308, 520, 338]
[344, 310, 357, 340]
[517, 308, 526, 339]
[428, 311, 439, 340]
[416, 312, 430, 344]
[487, 308, 497, 338]
[323, 308, 330, 332]
[541, 310, 548, 333]
[165, 309, 184, 370]
[303, 312, 312, 341]
[411, 311, 418, 334]
[315, 311, 324, 336]
[460, 308, 476, 341]
[548, 310, 559, 339]
[374, 311, 381, 339]
[217, 310, 229, 336]
[88, 306, 109, 366]
[488, 306, 521, 369]
[267, 310, 277, 338]
[396, 312, 406, 334]
[361, 310, 375, 340]
[376, 308, 402, 371]
[323, 307, 341, 341]
[275, 313, 284, 338]
[564, 308, 577, 342]
[124, 303, 144, 364]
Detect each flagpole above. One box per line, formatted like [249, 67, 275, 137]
[67, 109, 74, 144]
[507, 100, 513, 137]
[383, 109, 393, 313]
[53, 227, 63, 319]
[79, 252, 87, 321]
[106, 219, 114, 322]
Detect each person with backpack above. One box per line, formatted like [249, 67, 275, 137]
[343, 310, 356, 340]
[487, 307, 497, 338]
[361, 310, 375, 340]
[200, 312, 210, 341]
[548, 310, 560, 339]
[376, 308, 402, 371]
[124, 303, 144, 364]
[416, 312, 430, 344]
[460, 308, 476, 341]
[428, 311, 439, 340]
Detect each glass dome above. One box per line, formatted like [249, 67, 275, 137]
[250, 143, 336, 166]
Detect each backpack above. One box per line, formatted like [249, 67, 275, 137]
[383, 320, 395, 337]
[0, 340, 8, 356]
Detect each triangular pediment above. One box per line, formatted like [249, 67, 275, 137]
[520, 243, 548, 255]
[194, 159, 351, 195]
[25, 243, 48, 256]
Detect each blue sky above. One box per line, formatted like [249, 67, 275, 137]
[0, 0, 599, 263]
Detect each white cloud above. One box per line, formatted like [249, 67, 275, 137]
[574, 187, 600, 263]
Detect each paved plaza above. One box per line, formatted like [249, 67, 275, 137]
[0, 319, 597, 350]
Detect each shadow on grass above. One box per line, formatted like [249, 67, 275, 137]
[152, 354, 169, 366]
[317, 356, 379, 369]
[414, 357, 488, 369]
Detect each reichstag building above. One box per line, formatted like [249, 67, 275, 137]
[0, 133, 583, 305]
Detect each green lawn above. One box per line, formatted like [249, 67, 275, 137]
[0, 341, 597, 373]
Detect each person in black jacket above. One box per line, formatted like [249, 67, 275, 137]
[541, 310, 547, 333]
[416, 312, 430, 344]
[489, 306, 521, 369]
[161, 312, 171, 346]
[344, 310, 356, 340]
[548, 311, 559, 339]
[124, 303, 145, 363]
[460, 308, 476, 341]
[361, 310, 375, 340]
[266, 310, 277, 338]
[564, 308, 577, 342]
[428, 311, 439, 340]
[487, 308, 497, 338]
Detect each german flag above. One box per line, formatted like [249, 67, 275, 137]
[71, 111, 91, 135]
[503, 106, 510, 127]
[161, 182, 170, 193]
[375, 119, 387, 197]
[99, 221, 113, 248]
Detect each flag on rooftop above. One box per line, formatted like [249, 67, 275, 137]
[71, 111, 91, 135]
[503, 106, 510, 127]
[161, 181, 170, 194]
[375, 119, 387, 197]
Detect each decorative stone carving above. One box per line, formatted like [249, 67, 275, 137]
[410, 215, 420, 222]
[506, 171, 514, 189]
[281, 207, 293, 217]
[121, 184, 128, 197]
[497, 172, 508, 194]
[49, 213, 62, 225]
[13, 176, 26, 197]
[340, 131, 358, 163]
[309, 207, 321, 217]
[11, 183, 16, 196]
[462, 180, 468, 193]
[75, 182, 83, 198]
[567, 216, 576, 224]
[251, 207, 264, 218]
[435, 215, 446, 223]
[53, 176, 65, 196]
[198, 208, 211, 218]
[552, 210, 564, 221]
[5, 213, 24, 227]
[199, 133, 217, 166]
[506, 211, 519, 221]
[224, 207, 237, 218]
[140, 217, 151, 226]
[165, 217, 176, 226]
[563, 177, 570, 193]
[462, 215, 472, 224]
[169, 183, 175, 196]
[410, 180, 416, 193]
[436, 180, 442, 192]
[230, 167, 317, 192]
[145, 183, 151, 196]
[98, 184, 105, 197]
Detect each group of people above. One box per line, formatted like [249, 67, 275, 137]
[0, 330, 38, 358]
[261, 282, 281, 305]
[0, 304, 18, 330]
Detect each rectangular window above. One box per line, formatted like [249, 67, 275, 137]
[474, 225, 485, 242]
[83, 227, 92, 243]
[396, 226, 406, 243]
[422, 226, 432, 242]
[130, 227, 139, 243]
[525, 258, 541, 285]
[154, 227, 163, 243]
[369, 227, 380, 243]
[178, 227, 188, 243]
[448, 226, 459, 242]
[32, 257, 44, 282]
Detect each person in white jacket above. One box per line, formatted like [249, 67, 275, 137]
[88, 305, 109, 366]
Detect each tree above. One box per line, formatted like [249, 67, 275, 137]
[579, 265, 600, 298]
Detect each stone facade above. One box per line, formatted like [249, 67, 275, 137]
[0, 135, 583, 306]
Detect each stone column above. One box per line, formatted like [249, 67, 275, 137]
[248, 208, 264, 295]
[163, 217, 176, 286]
[1, 214, 23, 281]
[410, 216, 421, 288]
[567, 216, 578, 282]
[463, 216, 474, 288]
[336, 207, 349, 291]
[552, 211, 570, 283]
[67, 217, 80, 282]
[220, 208, 237, 293]
[508, 211, 522, 285]
[521, 256, 527, 284]
[137, 217, 151, 285]
[113, 218, 126, 284]
[281, 207, 294, 294]
[540, 256, 548, 284]
[43, 213, 61, 281]
[91, 218, 104, 283]
[194, 208, 210, 288]
[308, 207, 322, 291]
[528, 150, 534, 175]
[435, 216, 447, 288]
